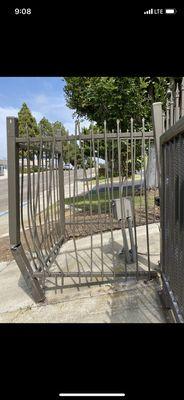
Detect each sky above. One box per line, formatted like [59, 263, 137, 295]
[0, 77, 90, 159]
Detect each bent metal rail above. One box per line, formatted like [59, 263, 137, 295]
[7, 117, 157, 302]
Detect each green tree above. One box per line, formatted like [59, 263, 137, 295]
[63, 77, 170, 131]
[38, 117, 53, 136]
[52, 120, 68, 136]
[18, 102, 39, 137]
[63, 77, 171, 175]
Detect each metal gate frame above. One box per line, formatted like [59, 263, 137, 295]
[7, 117, 65, 302]
[7, 117, 157, 303]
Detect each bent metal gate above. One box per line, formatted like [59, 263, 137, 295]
[7, 117, 158, 302]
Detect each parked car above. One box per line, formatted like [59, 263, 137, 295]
[63, 163, 74, 170]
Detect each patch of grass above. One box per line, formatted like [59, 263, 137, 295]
[65, 186, 155, 214]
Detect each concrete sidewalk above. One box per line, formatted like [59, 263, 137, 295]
[0, 223, 169, 323]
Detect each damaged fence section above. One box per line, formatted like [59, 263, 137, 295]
[7, 117, 159, 302]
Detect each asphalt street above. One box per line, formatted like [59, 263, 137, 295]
[0, 168, 86, 214]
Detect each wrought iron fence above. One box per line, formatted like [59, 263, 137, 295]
[152, 77, 184, 323]
[7, 117, 158, 302]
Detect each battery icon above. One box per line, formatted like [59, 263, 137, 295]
[165, 9, 176, 14]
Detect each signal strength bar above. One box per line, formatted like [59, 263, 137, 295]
[144, 9, 154, 14]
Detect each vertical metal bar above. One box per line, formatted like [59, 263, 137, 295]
[111, 136, 114, 202]
[134, 137, 136, 184]
[148, 137, 151, 187]
[26, 131, 45, 270]
[41, 147, 50, 253]
[166, 99, 170, 130]
[6, 117, 45, 302]
[178, 133, 182, 305]
[92, 131, 104, 279]
[142, 118, 151, 279]
[126, 135, 129, 198]
[117, 119, 129, 271]
[7, 117, 20, 245]
[160, 140, 165, 275]
[153, 140, 157, 223]
[55, 153, 61, 237]
[140, 137, 144, 225]
[72, 122, 81, 285]
[104, 135, 107, 230]
[67, 140, 72, 225]
[175, 83, 180, 122]
[90, 128, 93, 280]
[20, 151, 38, 269]
[45, 148, 54, 249]
[181, 77, 184, 117]
[32, 145, 44, 260]
[52, 150, 59, 241]
[104, 121, 115, 274]
[130, 118, 139, 277]
[35, 139, 48, 258]
[152, 102, 163, 190]
[81, 136, 86, 226]
[58, 133, 65, 239]
[97, 137, 100, 230]
[75, 140, 79, 228]
[78, 121, 92, 235]
[32, 147, 36, 227]
[162, 111, 165, 134]
[48, 136, 58, 244]
[170, 91, 174, 126]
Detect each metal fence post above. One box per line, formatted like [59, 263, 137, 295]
[181, 77, 184, 117]
[57, 131, 65, 238]
[152, 102, 163, 190]
[152, 104, 162, 276]
[7, 117, 45, 303]
[7, 117, 20, 246]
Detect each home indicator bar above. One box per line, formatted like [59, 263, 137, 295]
[59, 394, 126, 397]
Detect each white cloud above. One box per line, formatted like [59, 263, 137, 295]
[0, 106, 19, 159]
[34, 94, 49, 106]
[0, 106, 43, 159]
[30, 94, 75, 123]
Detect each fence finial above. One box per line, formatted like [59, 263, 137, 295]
[166, 98, 170, 130]
[170, 90, 174, 126]
[176, 83, 179, 96]
[162, 111, 165, 133]
[130, 117, 133, 132]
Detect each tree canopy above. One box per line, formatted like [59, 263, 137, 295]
[63, 77, 171, 130]
[18, 102, 39, 137]
[18, 103, 80, 164]
[63, 77, 176, 174]
[38, 118, 69, 137]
